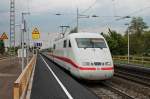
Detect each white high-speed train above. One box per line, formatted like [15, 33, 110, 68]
[47, 32, 114, 80]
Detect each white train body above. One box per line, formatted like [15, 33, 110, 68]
[47, 32, 114, 80]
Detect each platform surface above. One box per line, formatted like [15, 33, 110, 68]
[30, 55, 99, 99]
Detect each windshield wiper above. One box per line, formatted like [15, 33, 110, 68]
[99, 47, 103, 49]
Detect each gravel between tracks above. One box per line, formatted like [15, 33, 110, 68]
[108, 76, 150, 99]
[84, 75, 150, 99]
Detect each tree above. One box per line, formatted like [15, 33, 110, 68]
[0, 40, 5, 55]
[128, 17, 148, 55]
[143, 31, 150, 56]
[104, 29, 127, 55]
[129, 17, 148, 36]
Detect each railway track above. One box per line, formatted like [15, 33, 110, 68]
[109, 76, 150, 99]
[109, 64, 150, 99]
[0, 57, 7, 60]
[86, 64, 150, 99]
[85, 75, 150, 99]
[103, 82, 135, 99]
[84, 81, 135, 99]
[115, 63, 150, 87]
[114, 63, 150, 77]
[115, 70, 150, 87]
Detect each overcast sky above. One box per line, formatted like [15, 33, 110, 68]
[0, 0, 150, 47]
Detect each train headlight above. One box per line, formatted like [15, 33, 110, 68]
[82, 62, 91, 66]
[105, 62, 111, 66]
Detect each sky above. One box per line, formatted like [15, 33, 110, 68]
[0, 0, 150, 48]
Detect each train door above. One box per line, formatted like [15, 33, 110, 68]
[63, 40, 67, 57]
[64, 39, 72, 57]
[67, 40, 72, 57]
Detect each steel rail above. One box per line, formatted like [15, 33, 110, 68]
[115, 71, 150, 87]
[0, 57, 8, 60]
[102, 82, 135, 99]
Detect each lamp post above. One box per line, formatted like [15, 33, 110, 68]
[21, 12, 30, 71]
[15, 24, 22, 67]
[116, 15, 131, 64]
[15, 24, 21, 45]
[125, 23, 130, 64]
[26, 27, 30, 64]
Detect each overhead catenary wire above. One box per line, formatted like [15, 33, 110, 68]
[128, 6, 150, 16]
[116, 6, 150, 21]
[65, 0, 98, 32]
[10, 0, 150, 33]
[83, 4, 150, 31]
[101, 5, 150, 33]
[81, 0, 98, 14]
[81, 0, 150, 31]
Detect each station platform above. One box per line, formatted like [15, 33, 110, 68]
[30, 55, 99, 99]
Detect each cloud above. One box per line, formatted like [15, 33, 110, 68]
[112, 0, 150, 16]
[1, 0, 150, 37]
[28, 0, 96, 13]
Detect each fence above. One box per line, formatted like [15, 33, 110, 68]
[13, 54, 37, 99]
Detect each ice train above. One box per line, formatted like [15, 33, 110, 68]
[47, 32, 114, 80]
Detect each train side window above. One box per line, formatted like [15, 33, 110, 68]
[63, 40, 67, 48]
[53, 44, 56, 49]
[68, 40, 71, 47]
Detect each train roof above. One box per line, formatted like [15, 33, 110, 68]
[54, 32, 104, 42]
[68, 32, 104, 38]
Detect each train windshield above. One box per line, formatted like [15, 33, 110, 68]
[76, 38, 107, 48]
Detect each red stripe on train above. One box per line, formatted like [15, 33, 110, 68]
[101, 67, 113, 70]
[79, 67, 97, 70]
[47, 53, 113, 71]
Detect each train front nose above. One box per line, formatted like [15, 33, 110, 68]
[78, 67, 114, 80]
